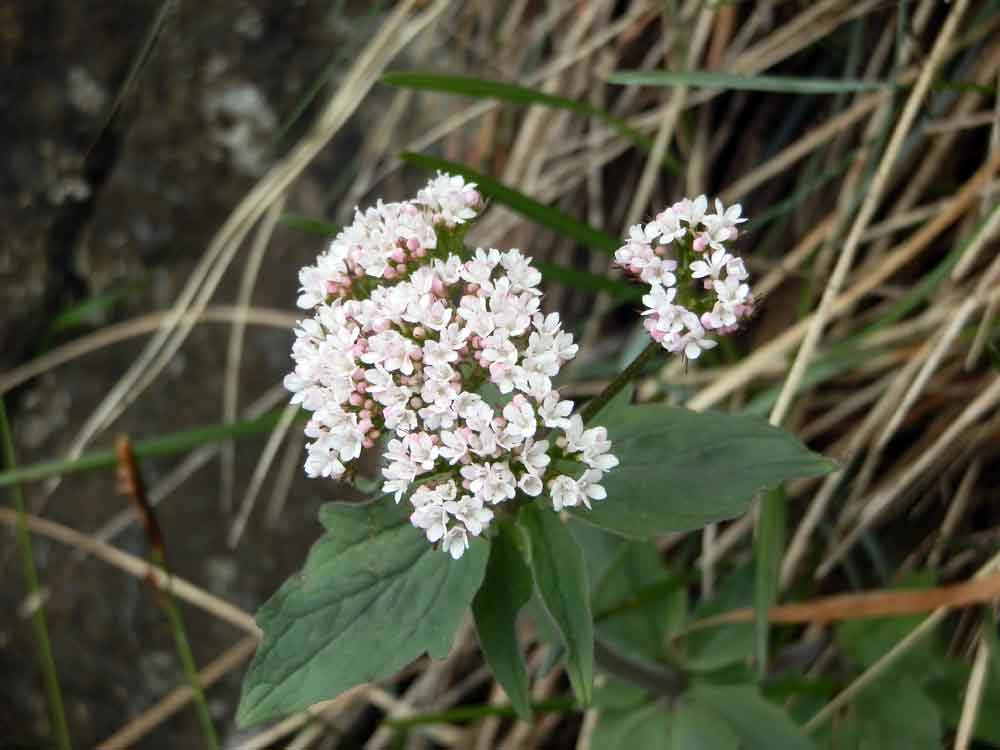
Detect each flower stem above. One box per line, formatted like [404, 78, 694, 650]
[579, 341, 662, 424]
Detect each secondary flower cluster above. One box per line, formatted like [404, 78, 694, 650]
[285, 174, 618, 558]
[614, 196, 753, 360]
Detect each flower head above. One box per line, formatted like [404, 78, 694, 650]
[615, 195, 754, 360]
[286, 174, 617, 558]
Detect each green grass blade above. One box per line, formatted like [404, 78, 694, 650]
[0, 410, 289, 488]
[533, 260, 640, 301]
[607, 70, 888, 94]
[278, 213, 341, 237]
[153, 548, 220, 749]
[1, 399, 72, 750]
[383, 72, 680, 173]
[402, 152, 618, 254]
[754, 486, 786, 678]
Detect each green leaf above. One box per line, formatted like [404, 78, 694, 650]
[576, 405, 835, 538]
[679, 564, 754, 672]
[472, 520, 534, 720]
[592, 698, 672, 749]
[836, 574, 940, 678]
[401, 152, 619, 255]
[670, 698, 741, 750]
[983, 608, 1000, 687]
[573, 522, 682, 662]
[689, 683, 815, 750]
[534, 259, 641, 301]
[607, 70, 886, 95]
[237, 497, 489, 726]
[925, 658, 1000, 744]
[754, 486, 786, 676]
[383, 72, 679, 173]
[520, 504, 594, 706]
[830, 680, 941, 750]
[278, 213, 340, 237]
[0, 410, 291, 488]
[592, 382, 635, 425]
[49, 283, 141, 334]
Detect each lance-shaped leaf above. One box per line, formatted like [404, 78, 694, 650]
[472, 520, 534, 720]
[577, 405, 835, 538]
[520, 504, 594, 706]
[237, 497, 489, 726]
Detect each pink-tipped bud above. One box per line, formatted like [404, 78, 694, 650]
[367, 428, 380, 440]
[415, 247, 427, 258]
[390, 248, 405, 263]
[349, 393, 363, 406]
[395, 263, 407, 274]
[364, 399, 375, 410]
[362, 437, 375, 449]
[358, 419, 373, 433]
[407, 237, 420, 252]
[413, 326, 426, 339]
[693, 234, 709, 252]
[384, 267, 397, 279]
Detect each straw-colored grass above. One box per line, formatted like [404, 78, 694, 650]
[3, 1, 998, 747]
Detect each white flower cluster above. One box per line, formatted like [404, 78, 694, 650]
[615, 196, 753, 360]
[296, 173, 483, 308]
[285, 174, 618, 558]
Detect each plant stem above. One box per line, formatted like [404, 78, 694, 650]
[579, 341, 662, 424]
[594, 637, 686, 700]
[1, 399, 72, 750]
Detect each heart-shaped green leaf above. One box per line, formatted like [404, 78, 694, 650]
[237, 497, 489, 726]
